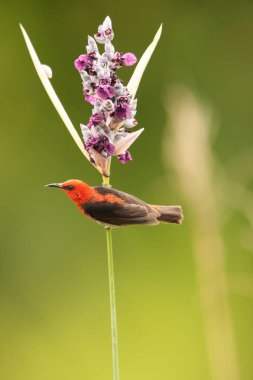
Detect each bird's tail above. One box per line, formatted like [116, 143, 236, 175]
[151, 205, 183, 224]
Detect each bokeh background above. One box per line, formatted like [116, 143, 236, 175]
[1, 0, 253, 379]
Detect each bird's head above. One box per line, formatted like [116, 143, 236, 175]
[45, 179, 95, 205]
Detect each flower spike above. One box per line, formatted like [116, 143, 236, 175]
[20, 18, 161, 177]
[73, 16, 144, 175]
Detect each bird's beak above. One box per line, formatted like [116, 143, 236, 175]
[44, 183, 63, 189]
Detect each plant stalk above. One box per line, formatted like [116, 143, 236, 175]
[102, 158, 120, 380]
[105, 225, 120, 380]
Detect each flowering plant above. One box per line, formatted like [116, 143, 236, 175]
[20, 17, 161, 182]
[75, 16, 142, 176]
[20, 17, 162, 380]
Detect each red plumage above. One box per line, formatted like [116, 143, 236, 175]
[45, 179, 183, 227]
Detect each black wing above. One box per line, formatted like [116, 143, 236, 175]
[82, 186, 160, 226]
[95, 186, 154, 210]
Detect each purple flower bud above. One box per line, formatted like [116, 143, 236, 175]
[88, 51, 98, 60]
[110, 52, 124, 69]
[84, 95, 96, 104]
[117, 151, 132, 164]
[74, 54, 92, 71]
[89, 135, 115, 156]
[92, 113, 104, 123]
[122, 53, 137, 66]
[115, 103, 131, 120]
[103, 138, 115, 155]
[110, 73, 120, 86]
[97, 85, 115, 100]
[85, 136, 99, 150]
[87, 113, 104, 127]
[117, 96, 129, 104]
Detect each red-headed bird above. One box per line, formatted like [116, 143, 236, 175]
[45, 180, 183, 227]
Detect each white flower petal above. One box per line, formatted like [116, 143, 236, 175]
[123, 118, 137, 128]
[114, 128, 144, 155]
[103, 16, 112, 29]
[19, 24, 94, 164]
[87, 36, 98, 53]
[127, 24, 162, 99]
[80, 124, 91, 140]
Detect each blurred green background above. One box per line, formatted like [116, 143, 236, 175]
[1, 0, 253, 379]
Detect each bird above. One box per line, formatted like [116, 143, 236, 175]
[45, 179, 183, 227]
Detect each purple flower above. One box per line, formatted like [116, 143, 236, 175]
[117, 96, 129, 104]
[73, 16, 143, 171]
[115, 103, 131, 120]
[87, 113, 104, 127]
[85, 136, 99, 150]
[97, 85, 115, 100]
[88, 51, 97, 60]
[110, 52, 125, 69]
[110, 73, 120, 86]
[74, 54, 92, 71]
[102, 137, 115, 155]
[84, 95, 96, 105]
[122, 53, 137, 66]
[85, 134, 115, 157]
[96, 136, 115, 156]
[117, 151, 132, 164]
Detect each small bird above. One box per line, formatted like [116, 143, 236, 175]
[45, 179, 183, 227]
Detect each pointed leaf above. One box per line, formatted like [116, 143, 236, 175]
[127, 24, 162, 99]
[114, 128, 144, 155]
[19, 24, 94, 164]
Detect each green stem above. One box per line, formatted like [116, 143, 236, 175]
[102, 157, 111, 187]
[102, 159, 120, 380]
[106, 226, 120, 380]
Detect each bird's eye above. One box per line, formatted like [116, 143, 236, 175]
[65, 185, 74, 191]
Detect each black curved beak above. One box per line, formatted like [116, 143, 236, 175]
[44, 183, 63, 189]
